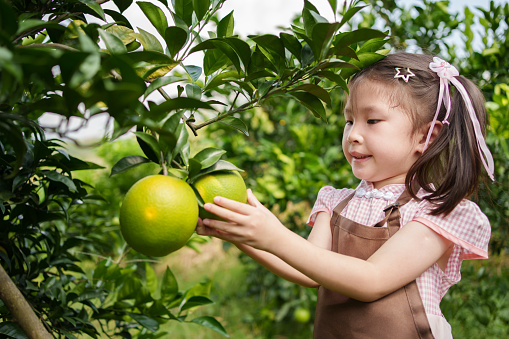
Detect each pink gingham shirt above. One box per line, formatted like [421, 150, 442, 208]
[307, 180, 491, 318]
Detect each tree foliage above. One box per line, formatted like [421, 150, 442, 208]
[0, 0, 388, 337]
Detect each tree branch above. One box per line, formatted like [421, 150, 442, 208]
[0, 265, 53, 339]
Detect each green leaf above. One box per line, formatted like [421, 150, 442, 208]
[110, 155, 152, 176]
[191, 39, 242, 73]
[184, 65, 202, 81]
[16, 19, 62, 36]
[0, 120, 26, 179]
[315, 70, 348, 92]
[170, 123, 189, 161]
[191, 316, 229, 337]
[138, 1, 168, 37]
[192, 147, 226, 169]
[223, 37, 252, 69]
[205, 71, 240, 90]
[217, 10, 234, 38]
[113, 0, 134, 13]
[99, 29, 127, 54]
[42, 170, 77, 192]
[0, 322, 29, 339]
[288, 91, 327, 122]
[327, 0, 337, 14]
[193, 0, 211, 21]
[280, 32, 302, 60]
[191, 160, 243, 182]
[218, 117, 249, 136]
[129, 313, 159, 332]
[310, 22, 340, 59]
[134, 27, 164, 52]
[250, 34, 285, 61]
[338, 5, 366, 28]
[145, 262, 159, 298]
[301, 43, 314, 66]
[203, 48, 229, 76]
[333, 28, 387, 51]
[160, 266, 179, 302]
[340, 52, 386, 79]
[148, 97, 215, 120]
[174, 0, 194, 27]
[144, 76, 183, 97]
[188, 158, 203, 179]
[292, 84, 331, 106]
[186, 83, 201, 99]
[0, 1, 18, 36]
[78, 0, 106, 20]
[134, 131, 161, 162]
[181, 296, 214, 311]
[165, 26, 188, 58]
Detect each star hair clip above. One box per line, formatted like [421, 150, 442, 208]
[394, 67, 415, 82]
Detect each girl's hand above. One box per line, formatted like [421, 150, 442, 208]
[195, 189, 287, 252]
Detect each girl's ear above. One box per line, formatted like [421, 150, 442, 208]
[416, 121, 443, 154]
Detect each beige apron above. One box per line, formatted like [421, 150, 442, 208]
[313, 189, 434, 338]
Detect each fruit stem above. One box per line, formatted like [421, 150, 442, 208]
[160, 151, 168, 176]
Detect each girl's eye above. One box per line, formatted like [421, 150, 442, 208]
[345, 120, 353, 125]
[367, 119, 380, 124]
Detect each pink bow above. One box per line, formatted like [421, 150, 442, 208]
[425, 57, 495, 181]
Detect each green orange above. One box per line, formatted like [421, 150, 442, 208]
[193, 170, 247, 220]
[119, 175, 198, 257]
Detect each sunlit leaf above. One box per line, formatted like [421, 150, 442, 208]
[191, 316, 229, 337]
[99, 29, 127, 54]
[192, 147, 226, 169]
[191, 160, 243, 182]
[138, 1, 168, 37]
[134, 27, 164, 52]
[217, 10, 234, 38]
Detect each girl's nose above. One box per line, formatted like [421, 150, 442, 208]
[347, 125, 362, 144]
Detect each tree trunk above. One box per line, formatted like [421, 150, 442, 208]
[0, 265, 52, 339]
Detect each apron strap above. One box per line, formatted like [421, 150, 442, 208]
[374, 187, 416, 228]
[330, 191, 356, 227]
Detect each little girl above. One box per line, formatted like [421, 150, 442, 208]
[196, 53, 494, 338]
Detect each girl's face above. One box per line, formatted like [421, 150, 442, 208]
[342, 80, 424, 189]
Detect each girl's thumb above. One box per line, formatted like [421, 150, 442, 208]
[246, 188, 261, 207]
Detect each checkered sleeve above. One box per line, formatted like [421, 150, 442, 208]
[306, 186, 353, 226]
[413, 199, 491, 260]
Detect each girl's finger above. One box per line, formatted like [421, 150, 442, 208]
[246, 189, 262, 207]
[211, 195, 252, 215]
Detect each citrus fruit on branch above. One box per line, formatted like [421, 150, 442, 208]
[119, 175, 198, 257]
[192, 170, 247, 220]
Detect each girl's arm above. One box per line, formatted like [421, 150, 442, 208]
[196, 196, 333, 288]
[199, 190, 453, 302]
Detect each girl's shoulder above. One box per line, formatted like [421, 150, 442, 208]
[306, 185, 357, 227]
[315, 185, 356, 208]
[407, 197, 491, 259]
